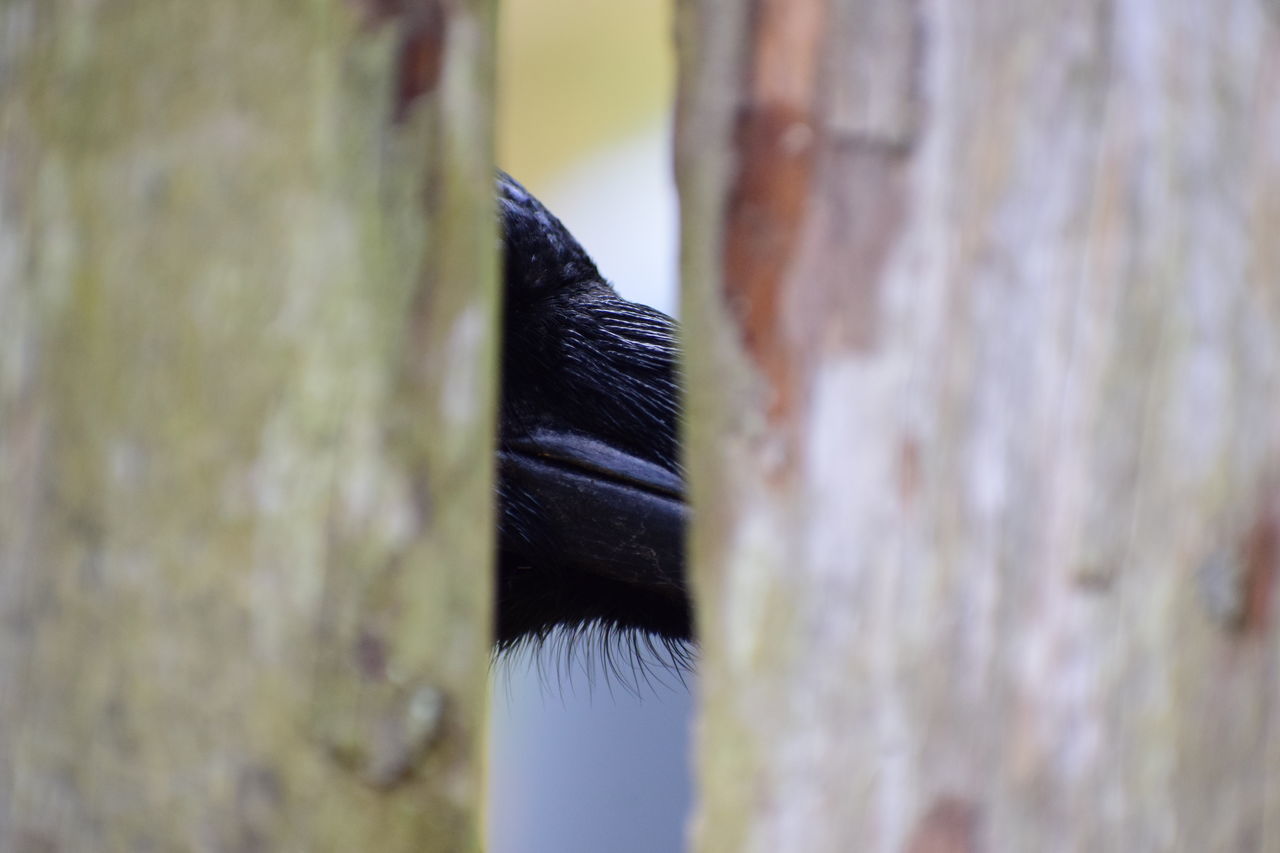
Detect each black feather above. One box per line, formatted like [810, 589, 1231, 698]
[494, 172, 691, 665]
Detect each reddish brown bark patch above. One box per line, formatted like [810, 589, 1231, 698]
[723, 101, 820, 420]
[349, 0, 448, 123]
[721, 0, 828, 423]
[720, 0, 918, 426]
[905, 796, 980, 853]
[392, 3, 448, 123]
[1239, 488, 1280, 636]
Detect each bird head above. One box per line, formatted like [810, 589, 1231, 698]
[494, 172, 691, 664]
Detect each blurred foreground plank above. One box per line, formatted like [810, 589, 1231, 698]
[677, 1, 1280, 850]
[0, 2, 495, 849]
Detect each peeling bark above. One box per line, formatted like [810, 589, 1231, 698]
[678, 0, 1280, 850]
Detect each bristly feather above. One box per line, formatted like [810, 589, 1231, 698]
[494, 172, 692, 676]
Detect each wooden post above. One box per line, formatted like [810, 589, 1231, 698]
[0, 1, 495, 849]
[677, 1, 1280, 849]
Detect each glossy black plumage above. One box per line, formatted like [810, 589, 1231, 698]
[495, 172, 690, 656]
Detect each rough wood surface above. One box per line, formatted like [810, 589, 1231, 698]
[677, 1, 1280, 850]
[0, 1, 495, 849]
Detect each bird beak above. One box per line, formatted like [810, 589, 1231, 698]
[499, 429, 686, 600]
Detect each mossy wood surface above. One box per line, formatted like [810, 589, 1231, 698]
[0, 1, 495, 849]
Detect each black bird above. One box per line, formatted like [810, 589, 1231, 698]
[495, 172, 691, 660]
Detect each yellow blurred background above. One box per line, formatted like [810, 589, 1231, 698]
[496, 0, 674, 185]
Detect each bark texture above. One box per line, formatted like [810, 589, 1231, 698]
[676, 0, 1280, 850]
[0, 1, 494, 849]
